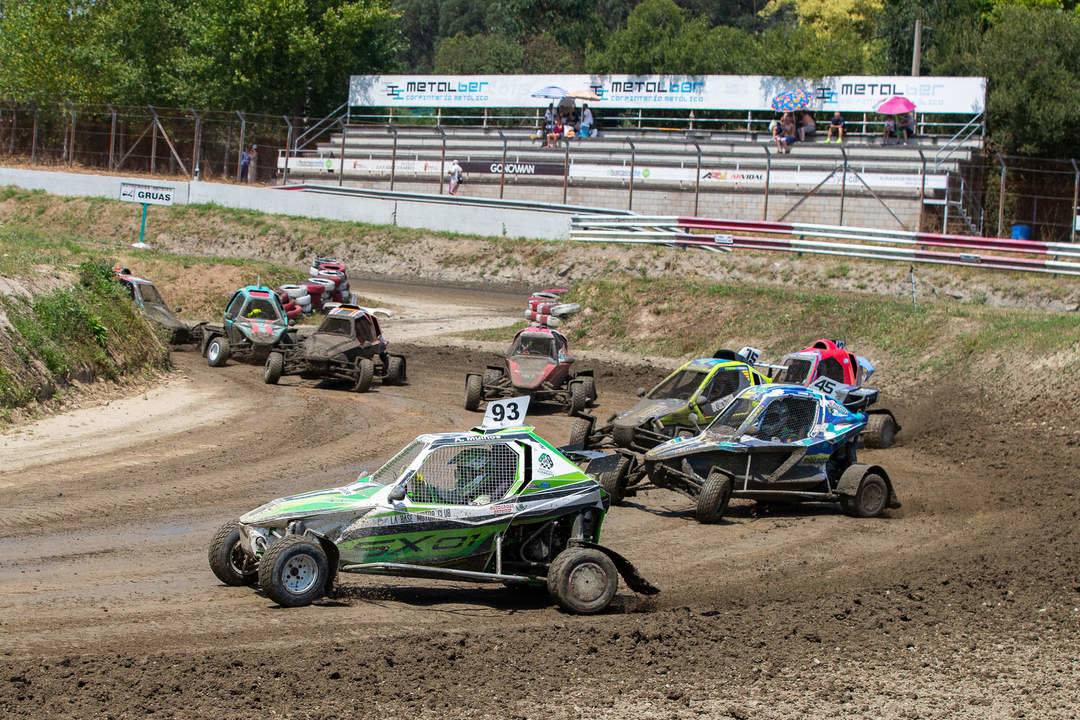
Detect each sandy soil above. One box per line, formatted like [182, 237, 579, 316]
[0, 285, 1078, 719]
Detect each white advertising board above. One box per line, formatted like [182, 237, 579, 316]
[119, 182, 175, 206]
[349, 74, 986, 114]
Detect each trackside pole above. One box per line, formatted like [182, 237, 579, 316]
[134, 203, 149, 248]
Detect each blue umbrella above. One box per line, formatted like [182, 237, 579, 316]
[531, 86, 568, 99]
[771, 89, 812, 112]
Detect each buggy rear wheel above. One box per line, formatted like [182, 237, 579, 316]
[208, 520, 258, 586]
[546, 547, 618, 614]
[599, 455, 631, 505]
[264, 352, 284, 385]
[695, 470, 734, 524]
[567, 382, 587, 415]
[353, 358, 374, 393]
[841, 472, 889, 518]
[569, 417, 591, 447]
[206, 337, 230, 367]
[384, 355, 405, 386]
[464, 374, 483, 411]
[258, 535, 329, 607]
[580, 376, 597, 404]
[862, 414, 896, 449]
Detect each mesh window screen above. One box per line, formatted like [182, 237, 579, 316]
[818, 357, 846, 383]
[408, 444, 519, 505]
[371, 440, 425, 485]
[758, 397, 819, 442]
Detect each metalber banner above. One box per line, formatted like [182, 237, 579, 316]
[348, 74, 986, 114]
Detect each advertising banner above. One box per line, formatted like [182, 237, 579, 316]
[349, 74, 985, 114]
[279, 155, 947, 190]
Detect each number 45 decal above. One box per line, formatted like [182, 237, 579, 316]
[810, 377, 841, 398]
[483, 396, 531, 429]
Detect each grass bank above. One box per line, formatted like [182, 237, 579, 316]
[0, 261, 170, 416]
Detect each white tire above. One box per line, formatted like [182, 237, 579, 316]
[293, 294, 311, 306]
[308, 277, 335, 291]
[550, 303, 581, 317]
[280, 284, 306, 299]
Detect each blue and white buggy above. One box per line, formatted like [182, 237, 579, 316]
[643, 384, 901, 523]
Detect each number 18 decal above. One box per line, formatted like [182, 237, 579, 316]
[483, 396, 531, 428]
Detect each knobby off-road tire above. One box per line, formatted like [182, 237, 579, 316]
[612, 423, 636, 449]
[384, 355, 405, 386]
[599, 455, 631, 505]
[568, 382, 587, 415]
[264, 352, 284, 385]
[569, 417, 592, 447]
[840, 472, 889, 518]
[546, 547, 618, 614]
[482, 368, 503, 387]
[465, 375, 483, 411]
[353, 358, 374, 393]
[258, 535, 329, 607]
[696, 470, 734, 524]
[206, 337, 230, 367]
[580, 376, 597, 404]
[208, 520, 258, 586]
[862, 414, 896, 449]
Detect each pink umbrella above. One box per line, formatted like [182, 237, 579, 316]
[877, 96, 916, 114]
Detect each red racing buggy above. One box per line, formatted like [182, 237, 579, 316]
[773, 339, 900, 448]
[464, 325, 596, 415]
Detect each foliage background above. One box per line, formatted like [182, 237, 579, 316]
[1, 0, 1080, 155]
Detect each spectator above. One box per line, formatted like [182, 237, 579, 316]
[825, 112, 845, 143]
[898, 112, 916, 142]
[780, 112, 797, 153]
[542, 104, 555, 147]
[547, 116, 563, 148]
[239, 146, 251, 183]
[580, 104, 594, 138]
[448, 159, 464, 195]
[883, 116, 897, 144]
[798, 110, 816, 142]
[771, 118, 786, 154]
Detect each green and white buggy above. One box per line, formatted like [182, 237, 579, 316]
[209, 423, 658, 614]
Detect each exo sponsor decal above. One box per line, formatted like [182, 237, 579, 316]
[350, 531, 487, 558]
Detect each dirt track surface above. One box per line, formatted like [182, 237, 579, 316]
[2, 303, 1079, 717]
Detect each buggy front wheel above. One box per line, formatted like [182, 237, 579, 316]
[464, 375, 483, 411]
[264, 352, 284, 384]
[206, 337, 230, 367]
[353, 358, 374, 393]
[599, 455, 631, 505]
[258, 535, 329, 607]
[546, 547, 618, 614]
[208, 520, 258, 586]
[695, 470, 734, 524]
[567, 382, 587, 415]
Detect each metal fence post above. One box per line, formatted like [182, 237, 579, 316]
[65, 101, 76, 167]
[281, 115, 293, 185]
[387, 123, 398, 191]
[148, 105, 158, 175]
[625, 138, 636, 211]
[762, 145, 771, 220]
[235, 111, 246, 182]
[996, 152, 1006, 237]
[692, 141, 702, 216]
[8, 103, 17, 156]
[839, 146, 848, 226]
[917, 149, 926, 232]
[338, 118, 347, 187]
[1071, 159, 1078, 243]
[497, 129, 507, 198]
[562, 141, 570, 205]
[190, 109, 202, 180]
[107, 104, 117, 171]
[30, 102, 38, 163]
[435, 126, 446, 194]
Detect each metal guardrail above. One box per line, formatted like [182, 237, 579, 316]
[569, 214, 1080, 276]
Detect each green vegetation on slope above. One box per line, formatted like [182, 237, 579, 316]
[0, 260, 171, 413]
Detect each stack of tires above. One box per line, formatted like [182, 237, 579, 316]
[310, 258, 351, 305]
[525, 288, 580, 328]
[276, 285, 308, 321]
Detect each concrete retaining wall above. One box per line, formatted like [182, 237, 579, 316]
[0, 166, 572, 240]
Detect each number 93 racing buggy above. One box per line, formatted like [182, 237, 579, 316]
[209, 426, 658, 614]
[642, 383, 901, 524]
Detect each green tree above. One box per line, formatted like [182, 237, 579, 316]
[754, 23, 882, 75]
[977, 4, 1080, 155]
[586, 0, 756, 74]
[433, 32, 525, 72]
[523, 34, 580, 72]
[173, 0, 401, 114]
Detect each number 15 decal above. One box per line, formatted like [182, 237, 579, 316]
[483, 396, 531, 428]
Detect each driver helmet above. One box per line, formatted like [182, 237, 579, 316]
[759, 401, 790, 438]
